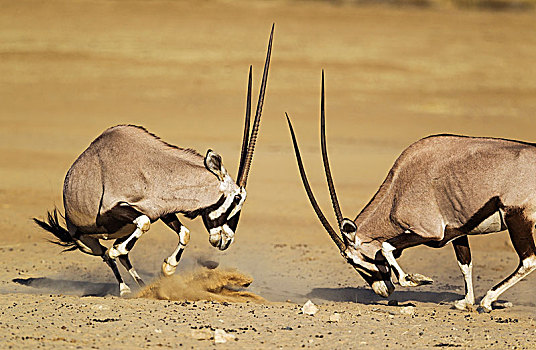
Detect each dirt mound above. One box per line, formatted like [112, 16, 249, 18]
[137, 267, 265, 303]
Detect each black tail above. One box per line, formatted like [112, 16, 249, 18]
[33, 209, 77, 252]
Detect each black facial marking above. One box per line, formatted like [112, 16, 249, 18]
[183, 195, 226, 220]
[202, 196, 240, 230]
[234, 194, 242, 205]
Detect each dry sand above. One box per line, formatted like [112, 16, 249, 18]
[1, 0, 536, 348]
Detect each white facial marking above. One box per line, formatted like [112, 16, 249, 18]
[344, 246, 375, 276]
[227, 188, 247, 220]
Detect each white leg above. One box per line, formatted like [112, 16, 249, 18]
[454, 262, 475, 310]
[382, 242, 433, 287]
[107, 215, 151, 259]
[119, 282, 131, 297]
[162, 226, 190, 277]
[479, 256, 536, 312]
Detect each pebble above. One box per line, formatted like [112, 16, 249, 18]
[329, 313, 341, 323]
[301, 300, 318, 316]
[191, 329, 211, 340]
[214, 329, 236, 344]
[399, 306, 415, 316]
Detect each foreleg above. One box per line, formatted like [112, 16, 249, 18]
[382, 242, 433, 287]
[161, 213, 190, 277]
[452, 236, 475, 310]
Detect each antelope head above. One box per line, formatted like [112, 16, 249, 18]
[199, 25, 273, 251]
[286, 71, 394, 297]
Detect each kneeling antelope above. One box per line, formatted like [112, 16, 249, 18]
[286, 71, 536, 312]
[34, 26, 274, 296]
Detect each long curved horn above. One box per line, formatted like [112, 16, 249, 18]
[237, 23, 274, 188]
[320, 70, 343, 226]
[237, 65, 252, 182]
[285, 113, 346, 253]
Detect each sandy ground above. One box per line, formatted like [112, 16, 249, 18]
[1, 0, 536, 348]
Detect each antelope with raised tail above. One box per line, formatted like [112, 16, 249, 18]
[34, 25, 274, 296]
[286, 71, 536, 312]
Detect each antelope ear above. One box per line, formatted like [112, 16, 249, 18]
[204, 150, 227, 181]
[341, 218, 358, 243]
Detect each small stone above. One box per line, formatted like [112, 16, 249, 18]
[214, 329, 236, 344]
[90, 305, 109, 311]
[388, 300, 399, 306]
[191, 329, 211, 340]
[329, 313, 341, 322]
[399, 306, 415, 316]
[301, 300, 318, 316]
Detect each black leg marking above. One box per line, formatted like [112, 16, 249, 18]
[118, 255, 145, 287]
[97, 203, 145, 233]
[479, 209, 536, 312]
[452, 236, 475, 310]
[452, 235, 471, 266]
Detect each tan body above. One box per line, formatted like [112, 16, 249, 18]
[287, 72, 536, 313]
[35, 25, 274, 296]
[64, 125, 220, 233]
[356, 135, 536, 255]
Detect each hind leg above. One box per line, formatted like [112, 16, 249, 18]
[452, 236, 475, 310]
[75, 235, 131, 296]
[117, 254, 145, 287]
[479, 209, 536, 312]
[106, 215, 151, 260]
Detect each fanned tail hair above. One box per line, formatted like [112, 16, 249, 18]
[33, 209, 77, 252]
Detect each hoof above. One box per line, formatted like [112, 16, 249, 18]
[453, 299, 474, 311]
[492, 300, 513, 310]
[477, 305, 492, 314]
[161, 260, 177, 277]
[400, 273, 433, 287]
[119, 283, 131, 297]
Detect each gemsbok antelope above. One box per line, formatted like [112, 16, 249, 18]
[286, 71, 536, 312]
[34, 25, 274, 296]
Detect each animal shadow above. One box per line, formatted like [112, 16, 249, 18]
[308, 286, 460, 305]
[12, 277, 117, 297]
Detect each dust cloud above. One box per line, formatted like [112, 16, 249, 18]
[137, 267, 265, 303]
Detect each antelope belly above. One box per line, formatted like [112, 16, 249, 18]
[469, 211, 503, 234]
[90, 223, 136, 240]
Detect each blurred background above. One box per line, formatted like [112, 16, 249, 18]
[1, 0, 535, 304]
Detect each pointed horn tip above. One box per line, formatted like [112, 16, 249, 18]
[285, 112, 292, 125]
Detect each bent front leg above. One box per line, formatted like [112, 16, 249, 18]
[382, 241, 433, 287]
[161, 213, 190, 277]
[452, 236, 475, 310]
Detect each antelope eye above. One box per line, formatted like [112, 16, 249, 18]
[233, 195, 241, 205]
